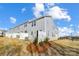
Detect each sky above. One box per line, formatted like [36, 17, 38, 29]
[0, 3, 79, 36]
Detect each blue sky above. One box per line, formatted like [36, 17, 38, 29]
[0, 3, 79, 36]
[0, 3, 35, 29]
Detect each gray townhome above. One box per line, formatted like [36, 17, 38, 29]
[0, 30, 6, 37]
[5, 16, 58, 42]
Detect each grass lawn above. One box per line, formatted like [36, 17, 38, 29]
[0, 37, 79, 56]
[53, 39, 79, 48]
[0, 37, 31, 56]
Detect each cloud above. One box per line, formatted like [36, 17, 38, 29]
[33, 3, 71, 22]
[35, 3, 45, 12]
[58, 27, 74, 37]
[75, 31, 79, 36]
[70, 24, 74, 27]
[0, 27, 8, 30]
[10, 17, 16, 24]
[46, 6, 71, 21]
[72, 25, 79, 36]
[45, 3, 56, 9]
[33, 3, 45, 18]
[21, 7, 26, 13]
[78, 25, 79, 28]
[32, 3, 72, 37]
[33, 11, 42, 18]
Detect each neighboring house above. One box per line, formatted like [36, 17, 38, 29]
[0, 30, 6, 37]
[5, 16, 58, 42]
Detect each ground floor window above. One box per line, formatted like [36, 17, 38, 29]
[31, 31, 33, 35]
[25, 31, 27, 33]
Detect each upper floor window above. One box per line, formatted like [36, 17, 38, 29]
[32, 22, 33, 27]
[24, 23, 27, 27]
[40, 30, 42, 31]
[34, 21, 36, 26]
[32, 21, 36, 27]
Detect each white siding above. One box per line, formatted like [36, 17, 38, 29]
[5, 16, 58, 41]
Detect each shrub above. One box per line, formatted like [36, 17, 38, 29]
[33, 37, 38, 45]
[44, 37, 49, 43]
[39, 41, 43, 46]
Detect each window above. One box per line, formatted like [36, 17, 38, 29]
[34, 21, 36, 26]
[24, 23, 27, 27]
[32, 21, 36, 27]
[40, 30, 42, 31]
[25, 31, 27, 33]
[32, 22, 33, 27]
[52, 33, 55, 37]
[21, 31, 23, 33]
[31, 31, 33, 35]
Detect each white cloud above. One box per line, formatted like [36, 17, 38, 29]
[46, 3, 55, 9]
[0, 27, 8, 30]
[33, 3, 71, 22]
[47, 3, 55, 6]
[58, 27, 74, 37]
[75, 30, 79, 36]
[32, 3, 72, 37]
[70, 24, 73, 27]
[78, 25, 79, 28]
[35, 3, 44, 12]
[46, 6, 71, 21]
[21, 7, 26, 13]
[10, 17, 16, 24]
[33, 3, 45, 18]
[33, 10, 42, 18]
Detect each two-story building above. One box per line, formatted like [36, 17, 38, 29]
[5, 16, 58, 42]
[0, 30, 6, 37]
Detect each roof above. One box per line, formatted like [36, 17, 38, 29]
[28, 16, 52, 23]
[8, 16, 52, 30]
[0, 30, 6, 32]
